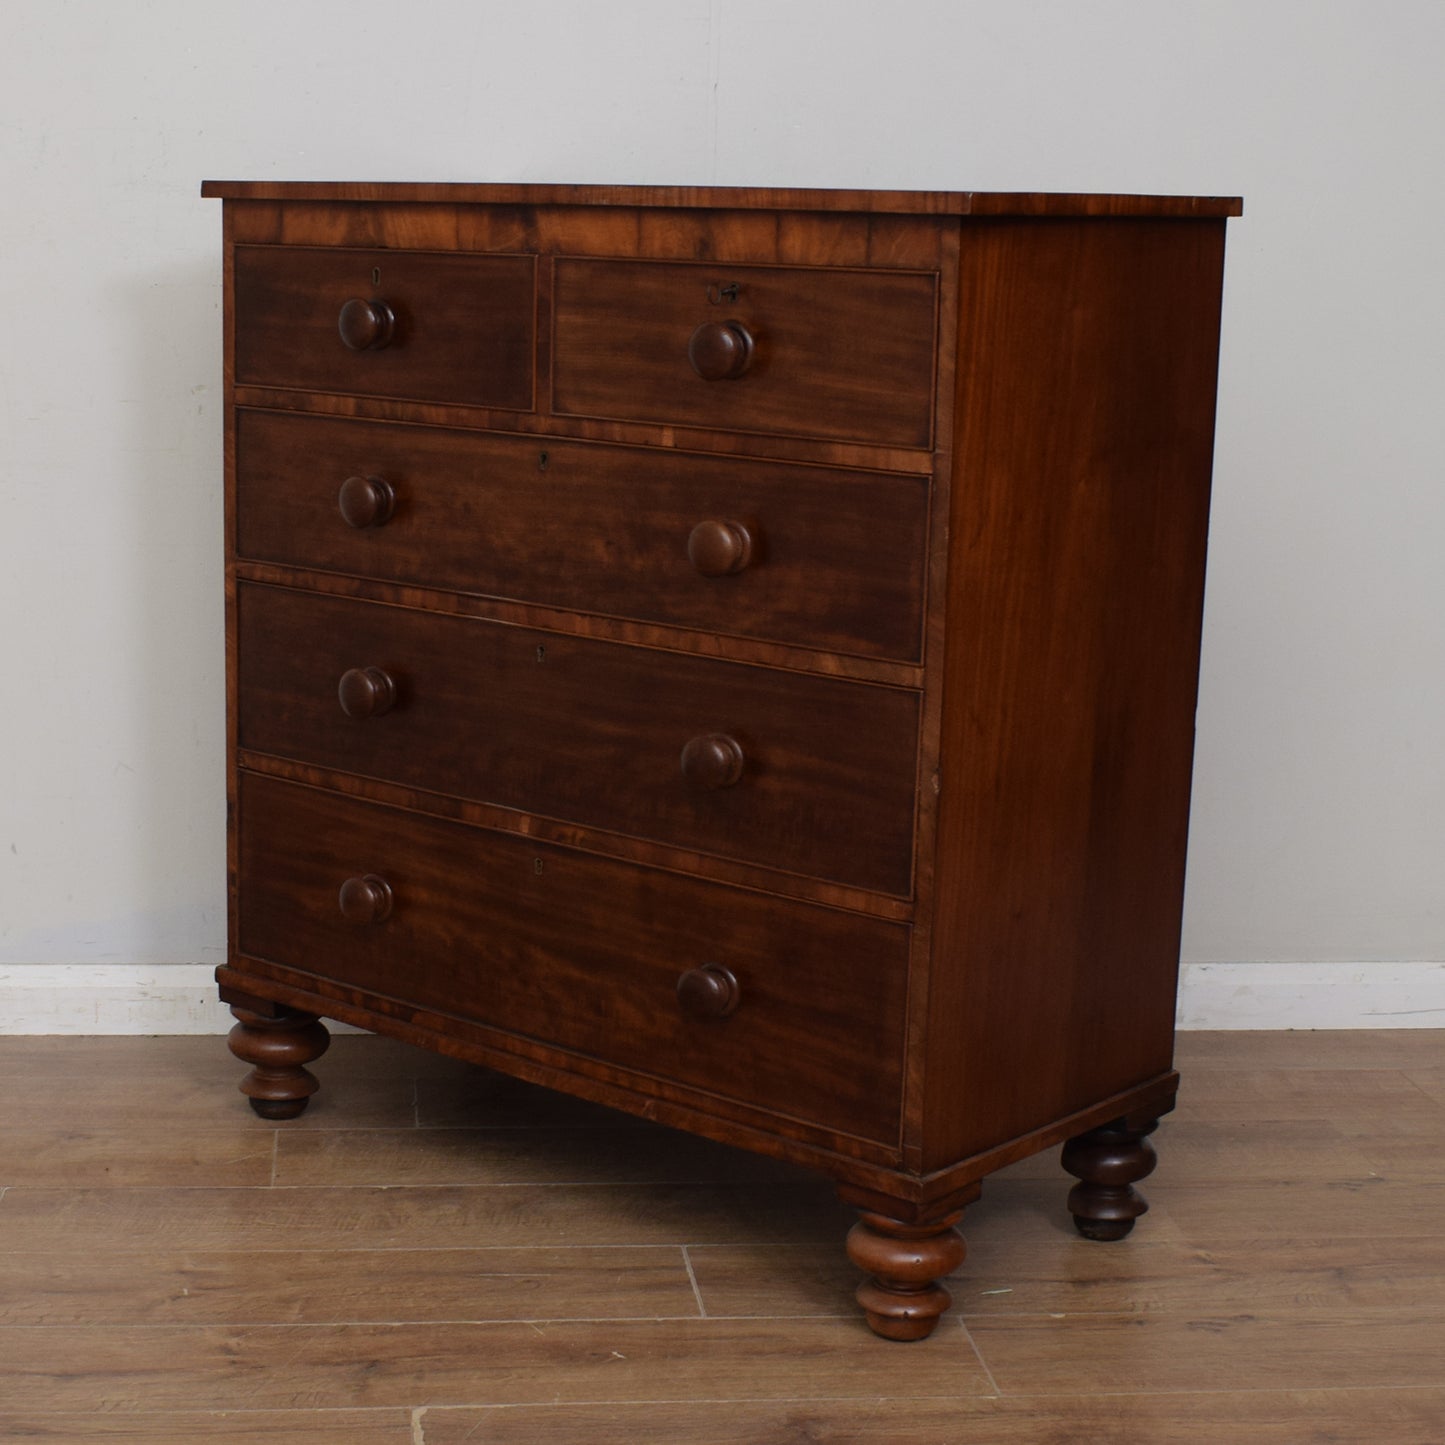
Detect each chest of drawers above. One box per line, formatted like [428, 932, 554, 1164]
[203, 182, 1238, 1339]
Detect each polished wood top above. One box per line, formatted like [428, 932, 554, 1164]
[200, 181, 1242, 217]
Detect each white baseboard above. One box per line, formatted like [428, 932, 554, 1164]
[1, 961, 1442, 1034]
[0, 965, 232, 1034]
[1176, 960, 1445, 1030]
[0, 965, 355, 1034]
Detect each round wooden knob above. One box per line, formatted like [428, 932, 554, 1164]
[337, 666, 396, 719]
[338, 475, 396, 529]
[338, 874, 393, 924]
[680, 732, 745, 789]
[338, 297, 395, 351]
[677, 963, 740, 1019]
[688, 321, 754, 380]
[687, 519, 753, 577]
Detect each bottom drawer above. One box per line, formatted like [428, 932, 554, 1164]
[236, 774, 908, 1144]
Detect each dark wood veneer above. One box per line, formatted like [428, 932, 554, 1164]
[207, 181, 1237, 1340]
[920, 217, 1228, 1168]
[552, 258, 937, 447]
[202, 180, 1242, 219]
[236, 581, 920, 895]
[237, 773, 908, 1143]
[234, 246, 535, 409]
[234, 409, 929, 662]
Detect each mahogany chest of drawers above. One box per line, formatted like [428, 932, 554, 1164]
[202, 181, 1239, 1339]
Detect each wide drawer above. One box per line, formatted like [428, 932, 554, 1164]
[235, 409, 929, 662]
[551, 258, 937, 447]
[233, 246, 535, 408]
[237, 773, 908, 1144]
[236, 583, 919, 895]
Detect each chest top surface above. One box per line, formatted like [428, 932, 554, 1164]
[201, 179, 1242, 217]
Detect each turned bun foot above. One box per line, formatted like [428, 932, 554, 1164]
[844, 1209, 967, 1341]
[1062, 1117, 1159, 1241]
[227, 1006, 331, 1119]
[248, 1096, 309, 1121]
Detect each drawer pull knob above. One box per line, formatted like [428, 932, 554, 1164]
[677, 963, 740, 1019]
[687, 519, 753, 577]
[688, 320, 754, 381]
[338, 475, 396, 529]
[338, 874, 393, 924]
[680, 732, 745, 790]
[338, 297, 396, 351]
[337, 666, 397, 719]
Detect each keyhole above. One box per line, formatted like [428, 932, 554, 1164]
[371, 266, 382, 286]
[533, 858, 544, 876]
[535, 645, 546, 663]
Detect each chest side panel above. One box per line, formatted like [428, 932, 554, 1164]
[919, 216, 1228, 1167]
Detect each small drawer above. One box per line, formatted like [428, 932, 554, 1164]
[552, 258, 937, 447]
[237, 773, 907, 1143]
[235, 410, 929, 662]
[233, 246, 534, 408]
[236, 583, 920, 896]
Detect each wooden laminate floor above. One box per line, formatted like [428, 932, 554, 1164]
[1, 1030, 1442, 1443]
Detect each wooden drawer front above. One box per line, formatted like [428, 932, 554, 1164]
[236, 410, 929, 662]
[551, 259, 937, 447]
[233, 246, 534, 408]
[237, 774, 907, 1142]
[237, 584, 919, 895]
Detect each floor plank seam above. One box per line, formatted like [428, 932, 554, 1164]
[0, 1407, 440, 1418]
[1401, 1073, 1445, 1106]
[0, 1243, 808, 1256]
[4, 1306, 1440, 1328]
[956, 1316, 1004, 1398]
[330, 1394, 998, 1411]
[0, 1313, 871, 1328]
[680, 1245, 707, 1318]
[0, 1181, 839, 1192]
[272, 1123, 649, 1132]
[952, 1308, 1445, 1322]
[8, 1385, 1445, 1418]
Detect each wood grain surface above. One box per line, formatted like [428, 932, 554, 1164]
[1, 1030, 1441, 1443]
[202, 180, 1244, 218]
[234, 775, 910, 1143]
[234, 409, 930, 662]
[917, 216, 1230, 1167]
[551, 257, 937, 447]
[234, 245, 535, 409]
[235, 584, 921, 894]
[208, 188, 1241, 1341]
